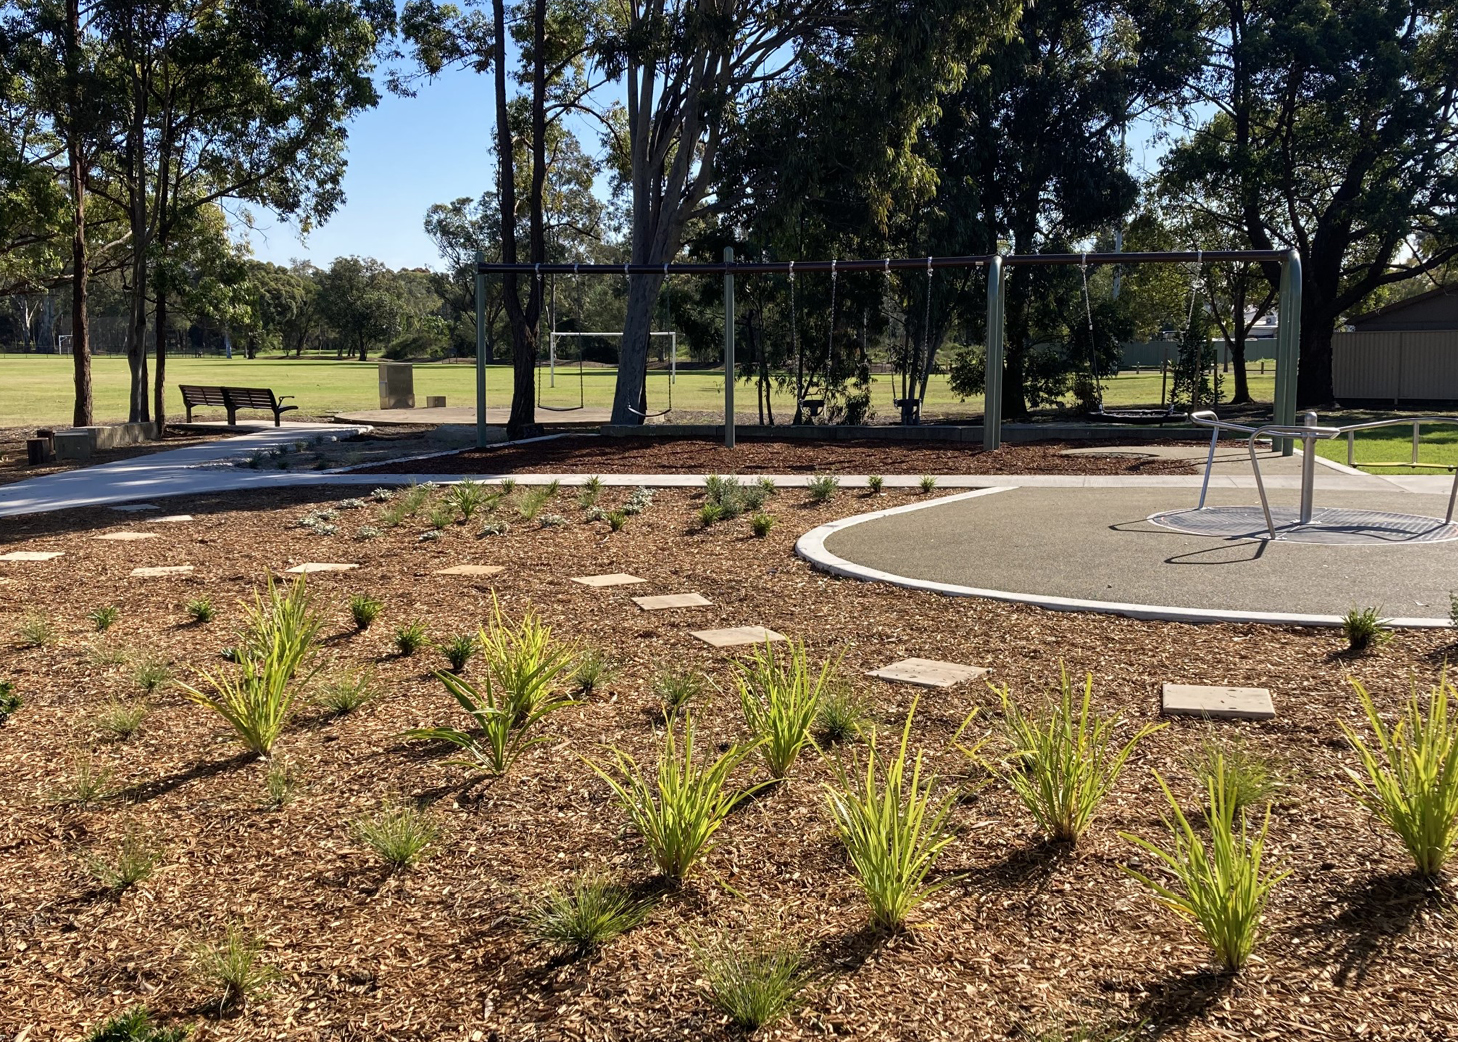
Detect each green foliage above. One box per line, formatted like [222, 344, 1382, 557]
[184, 597, 215, 624]
[479, 520, 510, 537]
[526, 873, 656, 956]
[696, 935, 811, 1031]
[0, 681, 20, 724]
[47, 749, 116, 806]
[132, 655, 172, 696]
[1342, 606, 1392, 653]
[314, 670, 380, 715]
[88, 605, 121, 632]
[264, 757, 300, 808]
[824, 698, 958, 931]
[735, 640, 834, 779]
[981, 669, 1165, 843]
[83, 1006, 189, 1042]
[394, 619, 429, 656]
[18, 611, 56, 647]
[477, 599, 577, 725]
[406, 666, 577, 776]
[751, 512, 776, 537]
[606, 510, 627, 532]
[350, 802, 439, 869]
[1192, 735, 1280, 815]
[577, 478, 602, 509]
[585, 715, 763, 881]
[379, 501, 410, 528]
[867, 475, 884, 494]
[703, 474, 764, 518]
[440, 631, 478, 672]
[189, 923, 280, 1009]
[655, 669, 705, 721]
[572, 647, 615, 696]
[1121, 762, 1288, 972]
[95, 699, 149, 741]
[517, 487, 551, 521]
[83, 826, 161, 892]
[816, 683, 868, 745]
[757, 476, 778, 496]
[428, 503, 456, 530]
[807, 473, 839, 502]
[349, 594, 384, 630]
[500, 478, 517, 494]
[236, 574, 322, 680]
[919, 474, 937, 494]
[698, 502, 725, 527]
[1341, 678, 1458, 877]
[398, 483, 432, 515]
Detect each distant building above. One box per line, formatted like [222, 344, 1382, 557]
[1333, 286, 1458, 403]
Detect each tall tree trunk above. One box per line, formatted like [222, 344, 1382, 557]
[125, 72, 149, 423]
[66, 0, 91, 427]
[1229, 280, 1251, 404]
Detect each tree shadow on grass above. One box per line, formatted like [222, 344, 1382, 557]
[1289, 871, 1452, 987]
[116, 748, 255, 803]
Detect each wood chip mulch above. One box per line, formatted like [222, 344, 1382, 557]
[0, 484, 1453, 1040]
[358, 437, 1199, 477]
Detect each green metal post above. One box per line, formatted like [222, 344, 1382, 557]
[983, 256, 1004, 450]
[723, 246, 735, 448]
[475, 251, 487, 448]
[1274, 249, 1301, 456]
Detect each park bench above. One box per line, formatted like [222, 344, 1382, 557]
[179, 384, 298, 426]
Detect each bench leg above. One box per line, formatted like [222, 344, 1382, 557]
[226, 406, 237, 426]
[274, 410, 282, 427]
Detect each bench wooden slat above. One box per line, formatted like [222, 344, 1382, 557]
[178, 384, 298, 426]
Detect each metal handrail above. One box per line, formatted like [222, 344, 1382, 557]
[1188, 410, 1458, 540]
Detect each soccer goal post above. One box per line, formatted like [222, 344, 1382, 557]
[545, 331, 679, 387]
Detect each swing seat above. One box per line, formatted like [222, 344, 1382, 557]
[799, 397, 825, 420]
[894, 397, 923, 425]
[1087, 405, 1188, 425]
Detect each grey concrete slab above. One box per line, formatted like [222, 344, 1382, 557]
[0, 551, 64, 561]
[633, 592, 712, 610]
[572, 573, 647, 586]
[285, 563, 359, 574]
[433, 565, 504, 576]
[1163, 684, 1275, 720]
[691, 626, 786, 647]
[95, 532, 158, 541]
[130, 565, 192, 577]
[868, 658, 989, 688]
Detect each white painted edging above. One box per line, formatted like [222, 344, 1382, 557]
[794, 487, 1453, 629]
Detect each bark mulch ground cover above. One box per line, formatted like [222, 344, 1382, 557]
[0, 483, 1452, 1040]
[359, 436, 1199, 477]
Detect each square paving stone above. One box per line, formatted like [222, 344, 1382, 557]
[571, 573, 647, 587]
[130, 565, 194, 577]
[1162, 684, 1275, 720]
[634, 592, 712, 610]
[110, 503, 159, 512]
[434, 565, 505, 576]
[691, 626, 786, 648]
[867, 658, 989, 688]
[95, 532, 158, 541]
[153, 515, 194, 523]
[286, 563, 360, 574]
[0, 551, 65, 562]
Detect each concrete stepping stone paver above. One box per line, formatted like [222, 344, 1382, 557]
[130, 565, 194, 577]
[1162, 683, 1274, 720]
[691, 625, 786, 648]
[867, 657, 989, 688]
[571, 573, 647, 587]
[634, 592, 712, 610]
[286, 562, 360, 574]
[434, 565, 505, 576]
[0, 551, 65, 562]
[153, 515, 194, 523]
[111, 503, 160, 512]
[96, 532, 158, 541]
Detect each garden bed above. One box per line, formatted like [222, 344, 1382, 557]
[0, 483, 1451, 1040]
[359, 436, 1199, 476]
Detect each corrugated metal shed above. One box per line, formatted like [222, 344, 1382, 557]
[1333, 330, 1458, 401]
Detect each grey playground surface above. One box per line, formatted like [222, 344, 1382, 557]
[818, 484, 1458, 623]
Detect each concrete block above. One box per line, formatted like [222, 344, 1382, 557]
[633, 592, 712, 610]
[867, 658, 989, 688]
[691, 626, 786, 648]
[52, 430, 93, 461]
[0, 551, 64, 561]
[433, 565, 504, 576]
[285, 563, 359, 574]
[90, 422, 156, 450]
[571, 573, 646, 587]
[130, 565, 193, 577]
[1162, 684, 1275, 720]
[378, 362, 415, 409]
[425, 396, 447, 408]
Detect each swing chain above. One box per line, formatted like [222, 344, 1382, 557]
[828, 259, 837, 358]
[1079, 252, 1094, 333]
[1185, 249, 1205, 333]
[788, 260, 796, 362]
[920, 255, 933, 365]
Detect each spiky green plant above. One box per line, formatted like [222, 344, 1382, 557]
[981, 668, 1165, 844]
[816, 683, 868, 745]
[1191, 735, 1280, 815]
[184, 597, 215, 624]
[406, 668, 577, 775]
[0, 680, 20, 725]
[83, 826, 161, 892]
[88, 605, 121, 632]
[440, 632, 478, 672]
[428, 502, 455, 530]
[83, 1006, 190, 1042]
[696, 934, 812, 1031]
[349, 593, 383, 630]
[448, 479, 489, 521]
[735, 639, 834, 779]
[95, 698, 149, 741]
[1341, 678, 1458, 876]
[577, 477, 603, 509]
[825, 697, 958, 931]
[1342, 606, 1392, 653]
[350, 802, 439, 869]
[751, 513, 776, 538]
[18, 611, 55, 647]
[585, 715, 763, 881]
[606, 510, 627, 532]
[477, 598, 577, 724]
[807, 473, 839, 503]
[572, 646, 615, 696]
[235, 574, 321, 680]
[526, 872, 656, 956]
[517, 487, 551, 521]
[698, 503, 725, 527]
[655, 669, 705, 721]
[47, 748, 115, 806]
[1121, 760, 1289, 972]
[189, 923, 280, 1010]
[394, 619, 429, 656]
[919, 474, 937, 493]
[132, 655, 171, 696]
[264, 757, 299, 808]
[314, 670, 380, 715]
[867, 475, 884, 494]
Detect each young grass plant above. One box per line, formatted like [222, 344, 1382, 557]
[440, 632, 478, 672]
[407, 670, 576, 775]
[18, 611, 56, 647]
[807, 473, 839, 503]
[585, 715, 762, 881]
[95, 698, 149, 741]
[655, 669, 705, 721]
[1342, 606, 1392, 653]
[189, 923, 280, 1010]
[88, 605, 121, 632]
[981, 668, 1165, 844]
[132, 655, 171, 696]
[264, 757, 300, 808]
[526, 872, 655, 957]
[448, 479, 489, 521]
[236, 574, 321, 680]
[314, 670, 380, 716]
[478, 598, 577, 724]
[394, 619, 428, 656]
[572, 646, 615, 696]
[735, 639, 834, 780]
[83, 1006, 189, 1042]
[350, 802, 439, 869]
[824, 697, 958, 931]
[0, 680, 21, 724]
[695, 934, 812, 1031]
[349, 593, 383, 630]
[1120, 760, 1289, 972]
[606, 509, 627, 532]
[83, 826, 161, 892]
[867, 474, 884, 494]
[919, 474, 937, 493]
[816, 683, 868, 745]
[184, 597, 215, 624]
[517, 487, 551, 521]
[48, 748, 116, 806]
[1340, 677, 1458, 876]
[1191, 734, 1280, 815]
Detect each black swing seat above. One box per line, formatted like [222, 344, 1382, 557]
[1086, 404, 1188, 425]
[894, 397, 923, 425]
[799, 397, 825, 420]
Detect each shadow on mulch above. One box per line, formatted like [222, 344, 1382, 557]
[809, 920, 889, 975]
[959, 838, 1073, 894]
[1126, 969, 1235, 1037]
[1290, 871, 1453, 986]
[116, 749, 256, 803]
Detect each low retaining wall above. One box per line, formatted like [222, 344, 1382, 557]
[52, 422, 157, 460]
[605, 423, 1221, 444]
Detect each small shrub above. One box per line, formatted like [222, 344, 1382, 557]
[0, 680, 21, 724]
[264, 757, 300, 808]
[1342, 606, 1392, 653]
[980, 668, 1166, 844]
[577, 478, 603, 509]
[500, 477, 517, 494]
[88, 605, 121, 632]
[622, 486, 655, 516]
[354, 525, 382, 541]
[544, 478, 561, 498]
[184, 597, 215, 624]
[1191, 735, 1280, 815]
[517, 487, 550, 521]
[735, 639, 834, 779]
[479, 520, 510, 537]
[132, 656, 171, 696]
[867, 475, 884, 494]
[816, 683, 867, 745]
[757, 475, 778, 496]
[189, 922, 280, 1009]
[606, 510, 627, 532]
[416, 529, 443, 542]
[448, 480, 489, 521]
[406, 667, 577, 776]
[584, 505, 606, 522]
[825, 697, 957, 930]
[82, 1006, 189, 1042]
[656, 669, 705, 721]
[95, 698, 149, 741]
[807, 473, 839, 503]
[1121, 762, 1289, 972]
[440, 631, 478, 672]
[18, 611, 56, 647]
[47, 748, 116, 806]
[394, 619, 429, 656]
[527, 872, 655, 956]
[696, 935, 811, 1031]
[379, 502, 409, 528]
[349, 594, 384, 631]
[585, 715, 763, 881]
[83, 826, 161, 892]
[919, 474, 937, 493]
[314, 670, 380, 715]
[538, 512, 568, 528]
[337, 497, 365, 510]
[479, 598, 577, 724]
[573, 647, 615, 696]
[698, 503, 725, 527]
[371, 487, 396, 502]
[426, 502, 454, 530]
[751, 512, 776, 538]
[350, 802, 439, 869]
[1341, 678, 1458, 876]
[399, 483, 432, 515]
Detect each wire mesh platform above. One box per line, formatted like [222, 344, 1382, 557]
[1149, 506, 1458, 545]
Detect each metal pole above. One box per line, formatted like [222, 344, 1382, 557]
[474, 251, 487, 449]
[1299, 410, 1318, 523]
[1274, 249, 1301, 456]
[723, 246, 735, 448]
[983, 255, 1004, 450]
